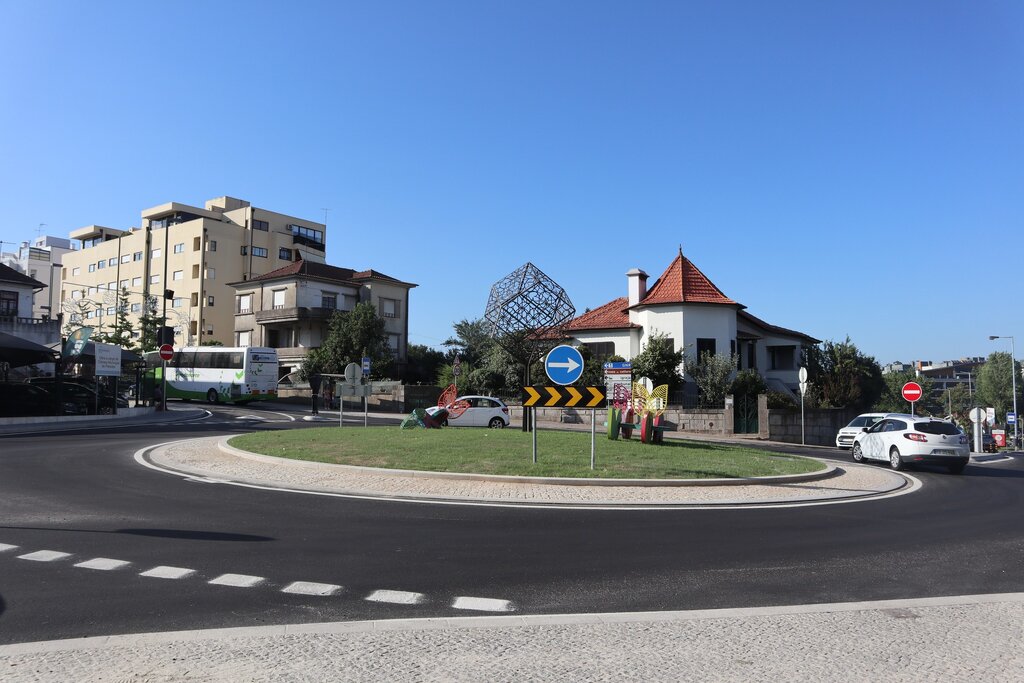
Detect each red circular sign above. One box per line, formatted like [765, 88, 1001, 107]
[159, 344, 174, 361]
[901, 381, 923, 402]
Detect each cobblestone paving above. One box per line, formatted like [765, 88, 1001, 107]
[146, 437, 907, 506]
[2, 598, 1022, 682]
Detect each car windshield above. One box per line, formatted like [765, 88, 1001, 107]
[915, 421, 961, 436]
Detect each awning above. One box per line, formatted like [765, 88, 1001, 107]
[0, 331, 60, 368]
[47, 341, 143, 365]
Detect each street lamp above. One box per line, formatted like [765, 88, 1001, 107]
[988, 335, 1018, 449]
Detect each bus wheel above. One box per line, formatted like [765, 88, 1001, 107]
[206, 389, 219, 404]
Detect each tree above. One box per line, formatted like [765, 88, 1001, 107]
[631, 332, 685, 391]
[137, 295, 164, 353]
[976, 351, 1022, 422]
[803, 338, 884, 411]
[692, 352, 739, 408]
[93, 288, 135, 350]
[301, 301, 393, 379]
[405, 344, 446, 385]
[729, 369, 767, 398]
[61, 297, 94, 339]
[873, 371, 936, 415]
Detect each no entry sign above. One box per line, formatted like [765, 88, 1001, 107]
[901, 381, 923, 403]
[159, 344, 174, 361]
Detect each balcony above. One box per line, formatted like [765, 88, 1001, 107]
[0, 315, 61, 347]
[254, 307, 336, 324]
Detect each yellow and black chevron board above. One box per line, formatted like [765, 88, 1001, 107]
[521, 386, 607, 408]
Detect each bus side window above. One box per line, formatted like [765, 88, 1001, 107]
[230, 353, 244, 369]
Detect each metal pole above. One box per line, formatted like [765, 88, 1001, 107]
[161, 359, 167, 411]
[800, 390, 805, 446]
[590, 408, 596, 470]
[532, 407, 537, 464]
[1011, 337, 1018, 449]
[340, 390, 345, 427]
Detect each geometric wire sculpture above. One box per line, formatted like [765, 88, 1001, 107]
[483, 262, 575, 339]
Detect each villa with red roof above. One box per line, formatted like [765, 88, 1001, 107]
[565, 250, 818, 396]
[228, 259, 417, 378]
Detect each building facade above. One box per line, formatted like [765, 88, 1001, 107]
[0, 262, 60, 347]
[565, 250, 818, 396]
[59, 196, 327, 347]
[230, 260, 416, 378]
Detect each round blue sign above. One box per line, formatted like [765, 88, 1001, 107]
[544, 345, 585, 386]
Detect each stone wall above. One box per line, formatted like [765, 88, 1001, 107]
[509, 406, 732, 435]
[767, 407, 855, 446]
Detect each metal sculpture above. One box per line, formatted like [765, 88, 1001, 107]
[607, 381, 669, 444]
[400, 384, 470, 429]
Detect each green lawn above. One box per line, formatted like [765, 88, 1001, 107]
[228, 427, 824, 479]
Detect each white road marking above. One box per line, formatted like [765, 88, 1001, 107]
[0, 543, 19, 552]
[17, 550, 71, 562]
[140, 566, 195, 580]
[209, 573, 264, 588]
[452, 596, 515, 612]
[282, 581, 342, 596]
[366, 589, 426, 605]
[75, 558, 131, 571]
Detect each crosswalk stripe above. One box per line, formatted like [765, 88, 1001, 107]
[17, 550, 71, 562]
[140, 566, 195, 580]
[281, 581, 342, 596]
[365, 589, 426, 605]
[209, 573, 264, 588]
[75, 558, 131, 571]
[0, 543, 19, 552]
[452, 596, 515, 612]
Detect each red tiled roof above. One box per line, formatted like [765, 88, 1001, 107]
[239, 259, 415, 287]
[566, 297, 637, 331]
[636, 252, 738, 307]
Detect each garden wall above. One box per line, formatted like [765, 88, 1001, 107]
[767, 407, 856, 446]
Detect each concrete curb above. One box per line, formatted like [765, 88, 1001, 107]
[217, 438, 840, 488]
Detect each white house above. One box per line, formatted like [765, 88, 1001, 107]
[565, 250, 818, 396]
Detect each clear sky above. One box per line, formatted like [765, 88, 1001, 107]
[1, 1, 1020, 365]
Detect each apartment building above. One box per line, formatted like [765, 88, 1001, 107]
[229, 260, 416, 378]
[59, 196, 327, 347]
[8, 236, 75, 320]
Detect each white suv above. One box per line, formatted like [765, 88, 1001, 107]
[836, 413, 886, 449]
[851, 414, 969, 473]
[426, 395, 510, 428]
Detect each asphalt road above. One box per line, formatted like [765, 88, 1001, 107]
[1, 403, 1022, 645]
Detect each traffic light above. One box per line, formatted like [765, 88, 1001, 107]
[156, 326, 175, 346]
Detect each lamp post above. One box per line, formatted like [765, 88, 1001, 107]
[988, 335, 1018, 449]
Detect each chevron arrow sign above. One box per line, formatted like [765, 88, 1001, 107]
[522, 386, 606, 408]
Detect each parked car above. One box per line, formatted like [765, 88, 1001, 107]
[851, 413, 969, 473]
[426, 395, 510, 428]
[982, 434, 998, 453]
[0, 382, 58, 417]
[26, 377, 129, 413]
[835, 412, 887, 449]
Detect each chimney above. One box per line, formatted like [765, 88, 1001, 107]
[626, 268, 648, 306]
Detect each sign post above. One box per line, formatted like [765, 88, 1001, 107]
[158, 343, 174, 411]
[969, 407, 985, 453]
[95, 342, 122, 415]
[902, 381, 923, 417]
[798, 367, 808, 445]
[453, 354, 461, 392]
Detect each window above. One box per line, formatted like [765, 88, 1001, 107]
[88, 263, 95, 272]
[191, 293, 199, 307]
[108, 258, 117, 266]
[205, 268, 215, 279]
[768, 345, 796, 370]
[97, 260, 105, 269]
[252, 247, 268, 258]
[131, 303, 141, 313]
[192, 265, 200, 279]
[388, 333, 400, 352]
[131, 331, 140, 339]
[106, 306, 115, 316]
[120, 279, 129, 288]
[321, 293, 337, 309]
[173, 243, 184, 254]
[207, 296, 214, 306]
[272, 290, 286, 309]
[279, 247, 292, 260]
[696, 338, 716, 361]
[107, 281, 115, 291]
[237, 330, 252, 347]
[253, 219, 269, 231]
[151, 248, 161, 259]
[71, 267, 80, 276]
[173, 270, 183, 281]
[121, 254, 131, 264]
[193, 237, 201, 251]
[240, 246, 247, 256]
[582, 342, 615, 357]
[133, 251, 143, 261]
[0, 290, 17, 316]
[747, 342, 756, 370]
[237, 294, 252, 314]
[150, 275, 160, 284]
[132, 277, 142, 286]
[380, 298, 399, 318]
[342, 294, 357, 310]
[208, 240, 217, 252]
[172, 298, 185, 308]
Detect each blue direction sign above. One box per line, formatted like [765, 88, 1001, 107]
[1008, 412, 1017, 425]
[361, 356, 371, 376]
[545, 345, 585, 386]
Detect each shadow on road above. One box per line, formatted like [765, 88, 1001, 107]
[115, 529, 274, 542]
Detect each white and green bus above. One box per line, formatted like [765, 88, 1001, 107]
[146, 346, 279, 404]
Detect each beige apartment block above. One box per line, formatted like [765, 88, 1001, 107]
[59, 196, 327, 347]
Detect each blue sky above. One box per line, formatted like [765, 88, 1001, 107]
[1, 1, 1020, 365]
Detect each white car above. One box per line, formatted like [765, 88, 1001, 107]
[835, 413, 887, 449]
[426, 395, 510, 428]
[851, 413, 969, 473]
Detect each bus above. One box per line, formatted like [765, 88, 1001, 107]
[145, 346, 279, 404]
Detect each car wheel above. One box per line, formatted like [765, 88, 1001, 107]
[442, 419, 449, 427]
[947, 462, 967, 475]
[889, 446, 904, 471]
[488, 417, 506, 429]
[852, 443, 864, 463]
[206, 389, 219, 404]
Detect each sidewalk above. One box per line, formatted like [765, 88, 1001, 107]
[2, 593, 1022, 681]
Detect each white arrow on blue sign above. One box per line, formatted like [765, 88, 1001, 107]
[544, 345, 585, 386]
